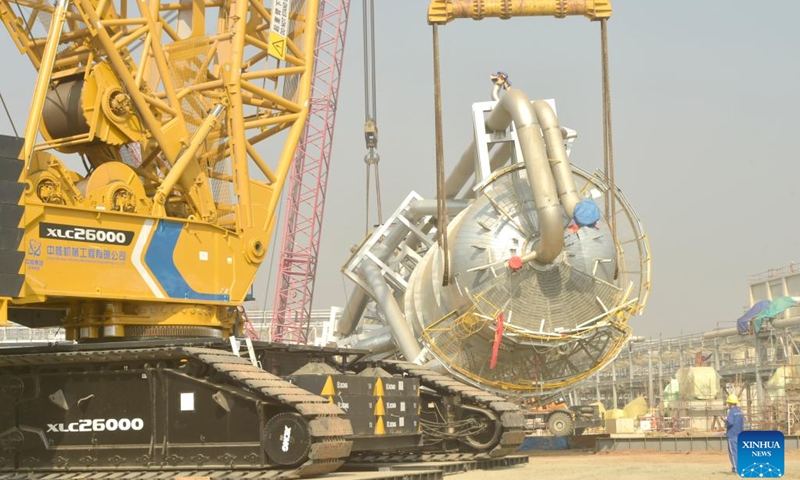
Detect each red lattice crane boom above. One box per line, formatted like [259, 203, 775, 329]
[271, 0, 352, 343]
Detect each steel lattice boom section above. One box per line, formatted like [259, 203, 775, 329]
[271, 0, 351, 344]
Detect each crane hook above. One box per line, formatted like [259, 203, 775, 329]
[490, 71, 511, 100]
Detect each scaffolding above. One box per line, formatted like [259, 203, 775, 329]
[565, 262, 800, 435]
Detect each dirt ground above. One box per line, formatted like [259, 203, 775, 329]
[452, 450, 800, 479]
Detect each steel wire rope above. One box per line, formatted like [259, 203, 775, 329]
[600, 18, 618, 279]
[0, 92, 18, 136]
[431, 24, 449, 286]
[12, 1, 33, 44]
[362, 0, 382, 233]
[260, 190, 286, 340]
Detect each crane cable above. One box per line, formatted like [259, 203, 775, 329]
[362, 0, 382, 233]
[431, 24, 449, 287]
[0, 92, 19, 136]
[600, 17, 618, 279]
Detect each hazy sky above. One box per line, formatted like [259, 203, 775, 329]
[1, 1, 798, 340]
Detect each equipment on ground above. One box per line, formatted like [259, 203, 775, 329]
[337, 1, 650, 399]
[0, 0, 525, 476]
[523, 400, 603, 436]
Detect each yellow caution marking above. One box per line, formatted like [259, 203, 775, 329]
[0, 297, 8, 325]
[321, 376, 336, 396]
[268, 0, 290, 60]
[374, 417, 386, 435]
[374, 397, 385, 416]
[268, 31, 286, 60]
[373, 378, 385, 396]
[373, 377, 386, 434]
[321, 375, 335, 404]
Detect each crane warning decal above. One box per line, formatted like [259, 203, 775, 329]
[268, 0, 291, 60]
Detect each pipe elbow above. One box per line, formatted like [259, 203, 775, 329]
[532, 100, 557, 128]
[485, 89, 537, 132]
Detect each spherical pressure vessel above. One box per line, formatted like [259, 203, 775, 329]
[405, 162, 649, 395]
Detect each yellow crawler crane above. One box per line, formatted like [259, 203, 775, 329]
[0, 0, 316, 338]
[0, 0, 530, 475]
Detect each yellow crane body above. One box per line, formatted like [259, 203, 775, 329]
[0, 0, 318, 340]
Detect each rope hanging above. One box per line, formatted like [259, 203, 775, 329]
[600, 20, 616, 245]
[600, 18, 618, 279]
[362, 0, 382, 233]
[432, 24, 449, 287]
[0, 92, 18, 136]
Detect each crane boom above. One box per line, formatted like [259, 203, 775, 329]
[270, 0, 352, 344]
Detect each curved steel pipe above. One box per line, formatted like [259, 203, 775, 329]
[336, 288, 369, 337]
[362, 259, 422, 361]
[533, 100, 581, 218]
[352, 328, 397, 354]
[486, 89, 563, 264]
[340, 197, 471, 337]
[338, 218, 420, 336]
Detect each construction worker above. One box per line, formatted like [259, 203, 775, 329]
[724, 394, 744, 474]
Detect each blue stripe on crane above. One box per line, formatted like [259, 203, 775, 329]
[144, 220, 229, 302]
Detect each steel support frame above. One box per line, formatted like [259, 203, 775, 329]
[271, 0, 352, 344]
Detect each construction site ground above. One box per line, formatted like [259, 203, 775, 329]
[446, 450, 800, 479]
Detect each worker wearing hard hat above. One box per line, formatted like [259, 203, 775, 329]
[724, 394, 745, 474]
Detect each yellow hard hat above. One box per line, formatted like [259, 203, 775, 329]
[727, 394, 739, 405]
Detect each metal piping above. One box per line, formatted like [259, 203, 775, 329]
[339, 195, 465, 338]
[702, 316, 800, 340]
[362, 260, 422, 361]
[533, 100, 581, 218]
[352, 328, 397, 354]
[702, 328, 740, 340]
[338, 221, 415, 335]
[336, 288, 369, 337]
[407, 199, 470, 218]
[773, 316, 800, 329]
[486, 89, 563, 264]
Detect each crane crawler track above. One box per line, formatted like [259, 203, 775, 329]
[348, 360, 525, 463]
[0, 345, 352, 479]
